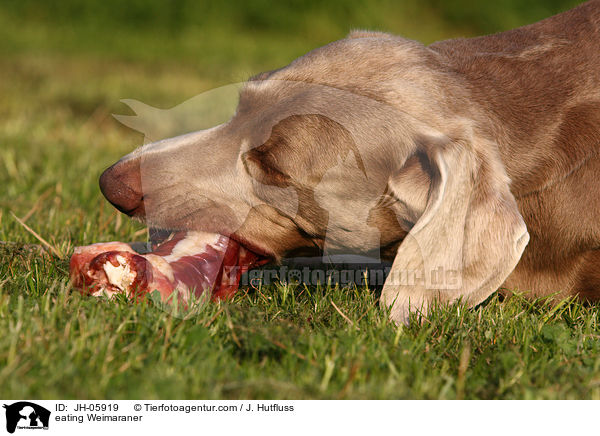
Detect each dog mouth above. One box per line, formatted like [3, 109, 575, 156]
[149, 229, 272, 298]
[70, 229, 272, 302]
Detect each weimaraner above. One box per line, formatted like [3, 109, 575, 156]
[98, 1, 600, 324]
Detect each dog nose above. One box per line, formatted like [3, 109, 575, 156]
[99, 158, 145, 216]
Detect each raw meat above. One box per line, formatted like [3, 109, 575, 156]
[69, 231, 266, 303]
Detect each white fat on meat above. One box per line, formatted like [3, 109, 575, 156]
[102, 254, 136, 291]
[163, 231, 223, 263]
[144, 254, 175, 282]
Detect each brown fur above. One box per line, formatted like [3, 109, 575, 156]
[100, 1, 600, 324]
[427, 1, 600, 301]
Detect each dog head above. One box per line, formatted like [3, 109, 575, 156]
[100, 32, 529, 323]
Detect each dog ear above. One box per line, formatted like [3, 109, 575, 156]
[381, 133, 529, 324]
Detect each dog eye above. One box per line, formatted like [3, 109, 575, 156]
[242, 147, 290, 187]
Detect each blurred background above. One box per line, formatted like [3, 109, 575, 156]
[0, 0, 583, 101]
[0, 0, 583, 248]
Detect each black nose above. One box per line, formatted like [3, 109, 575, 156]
[99, 158, 145, 216]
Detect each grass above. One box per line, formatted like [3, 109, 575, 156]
[4, 265, 600, 399]
[1, 0, 599, 399]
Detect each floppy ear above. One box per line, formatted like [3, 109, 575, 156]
[381, 134, 529, 325]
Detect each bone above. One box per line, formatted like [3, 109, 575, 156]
[69, 231, 263, 304]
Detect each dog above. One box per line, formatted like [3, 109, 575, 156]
[98, 1, 600, 324]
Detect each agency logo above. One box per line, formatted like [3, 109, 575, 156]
[2, 402, 50, 433]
